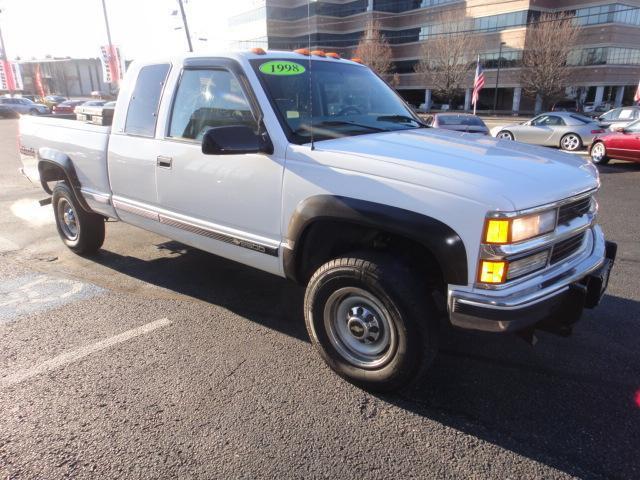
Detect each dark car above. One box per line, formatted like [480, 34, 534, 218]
[52, 99, 88, 114]
[425, 113, 490, 135]
[43, 95, 68, 109]
[552, 99, 579, 113]
[590, 119, 640, 165]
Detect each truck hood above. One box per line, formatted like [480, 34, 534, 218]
[314, 128, 599, 211]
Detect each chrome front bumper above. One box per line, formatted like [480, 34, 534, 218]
[448, 225, 615, 333]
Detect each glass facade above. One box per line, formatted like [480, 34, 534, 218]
[479, 50, 523, 69]
[420, 10, 529, 39]
[574, 3, 640, 26]
[568, 47, 640, 66]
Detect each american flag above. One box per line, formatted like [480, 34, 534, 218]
[634, 79, 640, 103]
[472, 57, 485, 111]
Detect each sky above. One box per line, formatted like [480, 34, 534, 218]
[0, 0, 256, 61]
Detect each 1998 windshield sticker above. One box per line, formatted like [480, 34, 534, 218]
[259, 61, 306, 76]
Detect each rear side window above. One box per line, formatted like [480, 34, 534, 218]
[125, 64, 170, 137]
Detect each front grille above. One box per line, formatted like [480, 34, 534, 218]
[557, 196, 592, 226]
[550, 232, 586, 264]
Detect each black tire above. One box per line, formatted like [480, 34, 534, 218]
[497, 130, 514, 141]
[52, 182, 105, 254]
[304, 253, 438, 392]
[560, 133, 583, 151]
[590, 141, 610, 165]
[29, 108, 39, 115]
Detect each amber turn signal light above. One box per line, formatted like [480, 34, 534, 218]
[478, 260, 508, 284]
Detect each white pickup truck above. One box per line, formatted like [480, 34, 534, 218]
[18, 50, 616, 391]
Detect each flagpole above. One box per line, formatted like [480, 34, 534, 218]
[473, 55, 479, 116]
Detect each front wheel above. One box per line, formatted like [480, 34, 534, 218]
[560, 133, 582, 151]
[590, 142, 610, 165]
[497, 130, 514, 141]
[52, 182, 105, 254]
[29, 108, 39, 115]
[304, 254, 438, 392]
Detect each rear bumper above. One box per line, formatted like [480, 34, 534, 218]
[448, 226, 616, 333]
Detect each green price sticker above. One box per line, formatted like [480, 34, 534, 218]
[259, 61, 306, 76]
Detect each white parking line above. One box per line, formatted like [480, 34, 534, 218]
[0, 318, 172, 389]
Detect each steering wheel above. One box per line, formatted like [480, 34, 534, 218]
[337, 106, 362, 116]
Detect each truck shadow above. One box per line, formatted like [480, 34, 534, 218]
[91, 242, 639, 478]
[383, 292, 640, 479]
[91, 240, 309, 342]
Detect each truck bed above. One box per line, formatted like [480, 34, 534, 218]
[18, 115, 113, 216]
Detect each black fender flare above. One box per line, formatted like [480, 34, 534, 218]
[37, 147, 91, 212]
[283, 195, 468, 285]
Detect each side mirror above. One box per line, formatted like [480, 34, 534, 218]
[201, 125, 273, 155]
[615, 126, 626, 133]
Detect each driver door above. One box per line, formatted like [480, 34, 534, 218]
[522, 115, 563, 145]
[155, 66, 284, 274]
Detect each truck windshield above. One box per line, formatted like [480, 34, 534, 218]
[251, 58, 424, 143]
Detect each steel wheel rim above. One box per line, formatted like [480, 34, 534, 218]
[57, 198, 79, 240]
[562, 135, 580, 151]
[323, 287, 397, 369]
[497, 131, 512, 140]
[592, 143, 605, 161]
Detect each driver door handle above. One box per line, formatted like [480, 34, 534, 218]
[157, 156, 172, 169]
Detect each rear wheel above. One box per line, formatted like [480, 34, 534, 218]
[304, 253, 439, 392]
[497, 130, 514, 141]
[590, 142, 610, 165]
[560, 133, 582, 151]
[52, 182, 105, 254]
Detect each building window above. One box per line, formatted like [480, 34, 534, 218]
[567, 47, 640, 66]
[479, 50, 523, 69]
[420, 10, 528, 39]
[574, 3, 640, 26]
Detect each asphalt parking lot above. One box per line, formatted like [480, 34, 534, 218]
[0, 118, 638, 479]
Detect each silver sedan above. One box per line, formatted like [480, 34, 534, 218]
[491, 112, 605, 151]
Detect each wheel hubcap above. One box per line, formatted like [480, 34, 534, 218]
[324, 287, 397, 369]
[563, 135, 579, 150]
[592, 144, 604, 161]
[57, 198, 78, 240]
[498, 132, 512, 140]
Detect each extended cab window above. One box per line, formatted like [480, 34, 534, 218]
[168, 69, 255, 141]
[124, 63, 170, 137]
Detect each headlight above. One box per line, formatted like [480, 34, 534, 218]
[484, 210, 557, 244]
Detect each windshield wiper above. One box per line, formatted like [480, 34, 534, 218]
[295, 120, 388, 134]
[376, 115, 428, 127]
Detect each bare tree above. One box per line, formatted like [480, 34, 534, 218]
[414, 9, 480, 107]
[354, 20, 392, 75]
[520, 13, 581, 110]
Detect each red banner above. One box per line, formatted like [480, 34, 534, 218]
[35, 64, 45, 97]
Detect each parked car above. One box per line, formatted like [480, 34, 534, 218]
[0, 97, 49, 115]
[596, 106, 640, 131]
[17, 51, 615, 392]
[583, 104, 610, 118]
[0, 104, 18, 118]
[43, 95, 67, 109]
[52, 99, 88, 114]
[19, 95, 44, 104]
[590, 118, 640, 165]
[424, 113, 489, 135]
[492, 112, 605, 151]
[551, 99, 579, 112]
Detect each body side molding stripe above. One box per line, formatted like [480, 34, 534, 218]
[112, 199, 278, 257]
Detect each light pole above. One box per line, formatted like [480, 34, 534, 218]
[0, 9, 8, 62]
[177, 0, 193, 53]
[492, 41, 506, 113]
